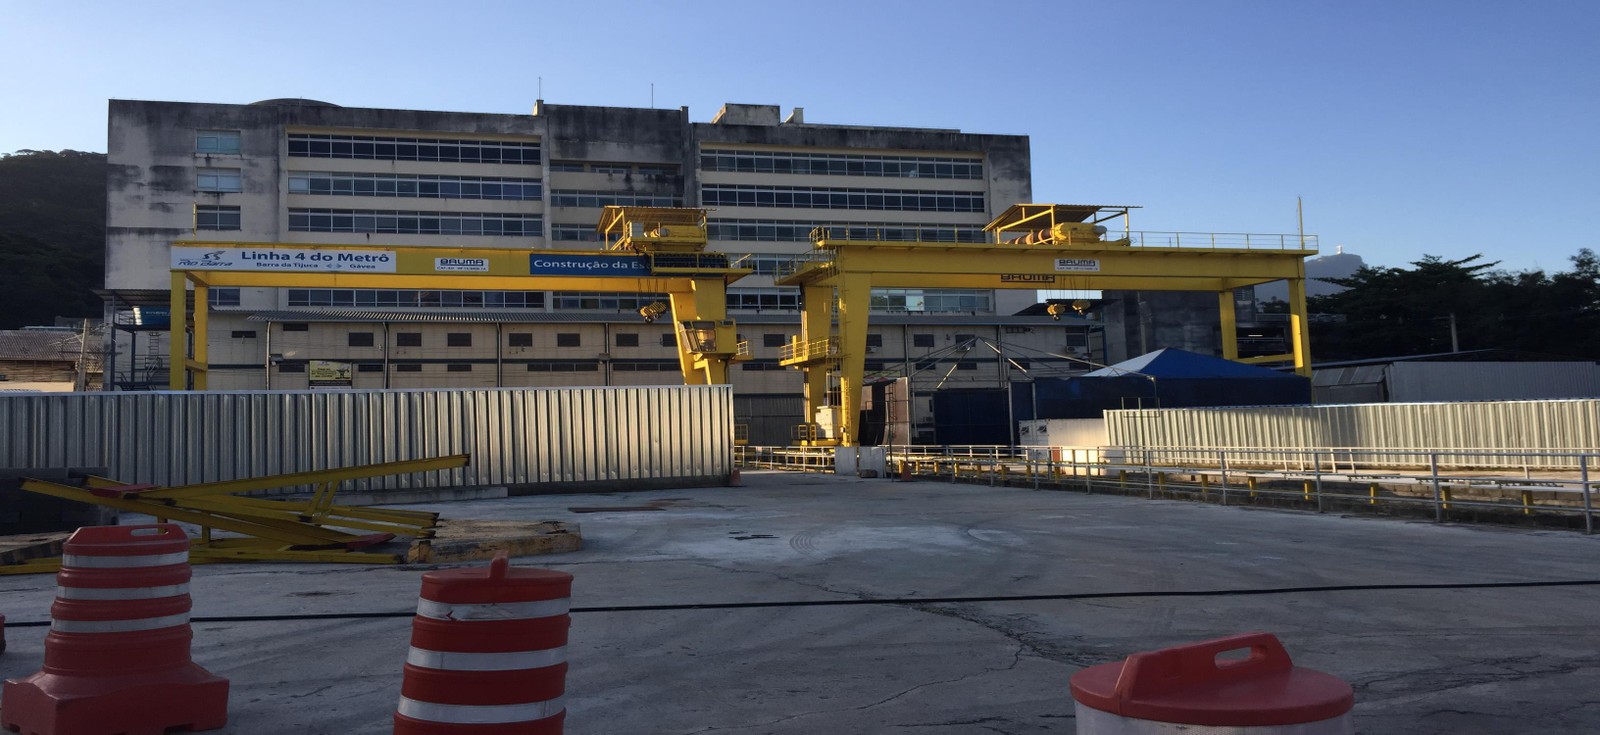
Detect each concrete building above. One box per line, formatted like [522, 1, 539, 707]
[102, 98, 1101, 440]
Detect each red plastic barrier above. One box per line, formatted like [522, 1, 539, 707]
[1, 524, 229, 735]
[1070, 632, 1353, 733]
[394, 551, 574, 735]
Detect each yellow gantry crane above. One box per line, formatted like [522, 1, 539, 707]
[167, 206, 750, 389]
[776, 204, 1318, 446]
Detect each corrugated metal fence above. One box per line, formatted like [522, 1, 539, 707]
[1106, 399, 1600, 469]
[0, 386, 733, 493]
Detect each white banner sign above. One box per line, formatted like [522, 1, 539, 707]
[171, 247, 397, 273]
[1054, 258, 1101, 272]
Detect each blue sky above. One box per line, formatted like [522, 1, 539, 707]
[1, 0, 1595, 273]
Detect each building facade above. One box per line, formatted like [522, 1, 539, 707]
[104, 98, 1102, 441]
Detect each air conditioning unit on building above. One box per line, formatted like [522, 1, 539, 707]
[865, 346, 879, 354]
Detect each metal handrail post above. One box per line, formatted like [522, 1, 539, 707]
[1146, 450, 1155, 499]
[1582, 455, 1593, 535]
[1440, 454, 1452, 525]
[1218, 451, 1229, 506]
[1314, 450, 1325, 513]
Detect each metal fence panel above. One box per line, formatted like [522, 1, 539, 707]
[1105, 399, 1600, 469]
[0, 386, 733, 493]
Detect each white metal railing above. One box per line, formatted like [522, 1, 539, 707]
[1120, 231, 1318, 251]
[863, 444, 1598, 533]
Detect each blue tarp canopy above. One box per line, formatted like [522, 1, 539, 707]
[1029, 349, 1312, 419]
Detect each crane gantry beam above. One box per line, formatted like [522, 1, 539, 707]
[775, 203, 1318, 447]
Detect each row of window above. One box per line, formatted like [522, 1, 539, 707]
[700, 149, 983, 179]
[548, 161, 678, 176]
[548, 190, 679, 208]
[288, 172, 542, 200]
[279, 362, 615, 374]
[701, 184, 985, 212]
[549, 293, 667, 311]
[708, 219, 988, 243]
[286, 289, 547, 308]
[197, 130, 242, 155]
[287, 134, 540, 164]
[261, 326, 677, 349]
[288, 209, 541, 236]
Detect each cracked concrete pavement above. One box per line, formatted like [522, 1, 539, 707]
[3, 470, 1598, 733]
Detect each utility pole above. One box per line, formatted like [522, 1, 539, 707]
[75, 318, 91, 391]
[1449, 312, 1460, 353]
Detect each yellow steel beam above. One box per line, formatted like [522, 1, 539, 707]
[20, 479, 343, 546]
[1287, 276, 1313, 377]
[137, 454, 470, 500]
[169, 271, 187, 390]
[1239, 353, 1296, 365]
[1219, 291, 1239, 361]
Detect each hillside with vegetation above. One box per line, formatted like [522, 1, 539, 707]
[0, 150, 106, 328]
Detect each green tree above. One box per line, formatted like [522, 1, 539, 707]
[1308, 252, 1600, 360]
[0, 150, 107, 328]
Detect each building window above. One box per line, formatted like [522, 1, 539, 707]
[396, 363, 422, 372]
[660, 333, 676, 347]
[912, 334, 935, 348]
[1012, 359, 1032, 370]
[547, 161, 585, 172]
[549, 190, 679, 208]
[208, 288, 241, 307]
[348, 332, 375, 347]
[526, 361, 599, 372]
[957, 361, 977, 371]
[508, 333, 533, 347]
[231, 330, 256, 339]
[195, 205, 240, 231]
[288, 172, 541, 201]
[197, 168, 242, 193]
[196, 130, 241, 155]
[288, 209, 540, 236]
[357, 363, 383, 372]
[278, 362, 306, 373]
[281, 322, 309, 332]
[700, 184, 984, 213]
[550, 292, 667, 311]
[446, 363, 472, 372]
[286, 289, 545, 309]
[866, 334, 884, 348]
[615, 333, 640, 347]
[613, 361, 679, 372]
[762, 333, 786, 348]
[741, 362, 786, 371]
[447, 333, 472, 347]
[726, 288, 801, 311]
[555, 333, 580, 347]
[550, 223, 604, 242]
[707, 219, 987, 244]
[701, 149, 983, 180]
[396, 332, 422, 347]
[287, 133, 540, 164]
[915, 359, 937, 370]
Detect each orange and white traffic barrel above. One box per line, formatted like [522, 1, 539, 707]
[395, 551, 574, 735]
[2, 523, 229, 735]
[1069, 632, 1353, 734]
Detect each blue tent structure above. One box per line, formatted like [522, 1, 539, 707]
[1033, 348, 1311, 419]
[930, 349, 1310, 445]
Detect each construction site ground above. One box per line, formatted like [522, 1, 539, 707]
[2, 469, 1596, 734]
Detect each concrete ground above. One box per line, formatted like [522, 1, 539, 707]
[3, 470, 1598, 734]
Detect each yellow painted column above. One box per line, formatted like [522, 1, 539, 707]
[1288, 275, 1313, 377]
[168, 272, 187, 390]
[1218, 289, 1239, 361]
[800, 283, 833, 430]
[191, 282, 209, 390]
[667, 290, 708, 385]
[835, 273, 871, 446]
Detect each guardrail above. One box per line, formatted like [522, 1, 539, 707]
[778, 336, 839, 363]
[734, 445, 836, 473]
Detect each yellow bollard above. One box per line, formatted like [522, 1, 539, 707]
[1441, 486, 1452, 511]
[1303, 480, 1313, 501]
[1118, 470, 1127, 488]
[1369, 483, 1379, 505]
[1522, 490, 1533, 516]
[1199, 473, 1209, 500]
[1247, 476, 1258, 498]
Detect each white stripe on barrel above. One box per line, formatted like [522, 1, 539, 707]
[61, 551, 190, 569]
[397, 695, 565, 725]
[56, 583, 190, 601]
[415, 597, 570, 622]
[50, 612, 191, 633]
[406, 645, 567, 672]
